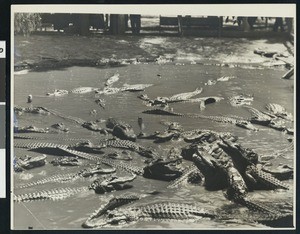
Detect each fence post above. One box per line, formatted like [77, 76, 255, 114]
[177, 15, 183, 35]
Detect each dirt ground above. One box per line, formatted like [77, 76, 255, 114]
[14, 34, 294, 67]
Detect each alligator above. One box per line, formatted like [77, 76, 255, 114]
[70, 141, 105, 154]
[265, 103, 293, 121]
[246, 106, 293, 134]
[142, 109, 258, 131]
[137, 94, 150, 102]
[221, 161, 293, 225]
[82, 193, 292, 228]
[151, 122, 184, 143]
[16, 163, 116, 188]
[143, 158, 183, 181]
[167, 165, 203, 188]
[57, 146, 144, 175]
[46, 89, 68, 96]
[82, 193, 143, 227]
[14, 186, 89, 202]
[50, 123, 69, 132]
[50, 157, 81, 166]
[120, 83, 153, 92]
[192, 152, 292, 224]
[229, 94, 253, 107]
[194, 114, 259, 131]
[181, 131, 238, 161]
[14, 106, 50, 115]
[17, 125, 51, 133]
[61, 143, 183, 180]
[96, 87, 121, 95]
[14, 134, 90, 142]
[82, 200, 216, 228]
[142, 108, 185, 116]
[89, 173, 136, 194]
[150, 96, 223, 106]
[96, 139, 159, 159]
[106, 151, 133, 161]
[219, 138, 290, 191]
[15, 154, 47, 171]
[253, 48, 287, 58]
[106, 118, 137, 141]
[167, 88, 203, 102]
[105, 73, 119, 86]
[261, 165, 293, 181]
[217, 76, 236, 82]
[38, 106, 85, 125]
[181, 129, 237, 144]
[82, 121, 108, 134]
[14, 141, 71, 152]
[70, 87, 99, 94]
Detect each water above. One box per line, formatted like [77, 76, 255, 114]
[13, 63, 294, 229]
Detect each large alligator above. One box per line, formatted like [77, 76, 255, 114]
[192, 152, 292, 225]
[142, 108, 258, 131]
[82, 192, 292, 228]
[148, 95, 222, 107]
[246, 106, 293, 134]
[14, 173, 136, 202]
[82, 200, 216, 228]
[265, 103, 293, 121]
[194, 114, 258, 131]
[218, 138, 289, 191]
[193, 138, 290, 192]
[14, 186, 89, 202]
[14, 134, 89, 142]
[142, 108, 185, 116]
[16, 163, 116, 189]
[106, 118, 137, 141]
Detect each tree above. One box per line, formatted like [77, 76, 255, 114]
[14, 13, 41, 36]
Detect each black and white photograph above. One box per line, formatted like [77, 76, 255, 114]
[11, 4, 295, 230]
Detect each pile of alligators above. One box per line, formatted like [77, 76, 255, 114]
[13, 74, 294, 228]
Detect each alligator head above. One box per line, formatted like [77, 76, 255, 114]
[223, 162, 248, 201]
[218, 137, 258, 172]
[143, 158, 183, 181]
[72, 140, 104, 153]
[83, 208, 137, 228]
[51, 123, 69, 132]
[106, 118, 137, 142]
[192, 148, 228, 191]
[89, 174, 136, 194]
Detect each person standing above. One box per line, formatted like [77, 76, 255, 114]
[130, 14, 141, 34]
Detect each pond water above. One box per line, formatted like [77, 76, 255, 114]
[13, 63, 294, 230]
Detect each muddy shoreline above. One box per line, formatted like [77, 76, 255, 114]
[14, 34, 294, 72]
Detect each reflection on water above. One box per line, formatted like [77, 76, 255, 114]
[13, 64, 294, 229]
